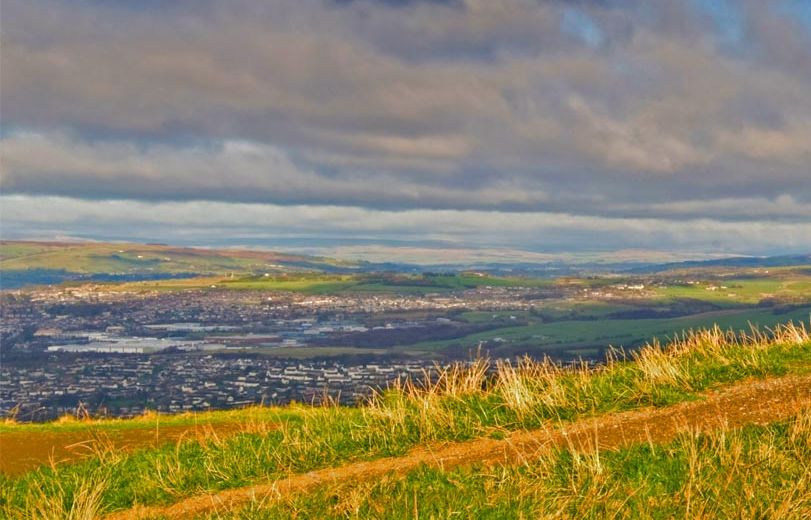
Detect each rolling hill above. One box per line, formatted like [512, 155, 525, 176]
[0, 241, 359, 288]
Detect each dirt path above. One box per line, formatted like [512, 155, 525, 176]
[108, 373, 811, 520]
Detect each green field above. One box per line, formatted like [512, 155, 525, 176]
[49, 270, 558, 296]
[218, 274, 361, 293]
[655, 276, 811, 305]
[218, 272, 554, 295]
[407, 305, 811, 356]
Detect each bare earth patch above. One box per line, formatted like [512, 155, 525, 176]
[0, 421, 258, 476]
[106, 373, 811, 519]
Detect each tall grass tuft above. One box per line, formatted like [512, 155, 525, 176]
[11, 437, 119, 520]
[24, 474, 108, 520]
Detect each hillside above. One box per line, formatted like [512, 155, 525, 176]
[0, 241, 358, 288]
[5, 240, 810, 294]
[2, 321, 810, 518]
[627, 253, 811, 274]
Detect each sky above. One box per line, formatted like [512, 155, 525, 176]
[1, 0, 810, 262]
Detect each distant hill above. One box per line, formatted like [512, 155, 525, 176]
[0, 241, 360, 288]
[4, 240, 810, 289]
[627, 254, 811, 274]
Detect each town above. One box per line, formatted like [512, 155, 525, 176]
[1, 354, 439, 422]
[3, 268, 809, 422]
[0, 281, 569, 420]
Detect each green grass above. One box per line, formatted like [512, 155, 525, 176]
[0, 242, 54, 259]
[0, 241, 339, 276]
[405, 305, 811, 353]
[0, 407, 303, 435]
[218, 272, 553, 295]
[1, 323, 810, 517]
[457, 302, 672, 325]
[225, 409, 811, 519]
[655, 275, 811, 305]
[220, 275, 360, 293]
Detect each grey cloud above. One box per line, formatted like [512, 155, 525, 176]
[2, 196, 810, 256]
[0, 131, 549, 208]
[1, 0, 810, 254]
[2, 130, 809, 222]
[4, 2, 810, 173]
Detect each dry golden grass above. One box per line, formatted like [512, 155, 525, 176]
[15, 440, 120, 520]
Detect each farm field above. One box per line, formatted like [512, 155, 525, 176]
[82, 262, 811, 301]
[404, 304, 811, 356]
[82, 272, 553, 295]
[654, 275, 811, 305]
[216, 272, 554, 294]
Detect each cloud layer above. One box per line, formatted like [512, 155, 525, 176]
[3, 195, 810, 257]
[1, 0, 810, 255]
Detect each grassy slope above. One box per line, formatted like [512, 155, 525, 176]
[1, 322, 811, 517]
[232, 411, 811, 519]
[0, 242, 556, 289]
[0, 241, 345, 276]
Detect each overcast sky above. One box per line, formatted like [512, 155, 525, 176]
[2, 0, 810, 260]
